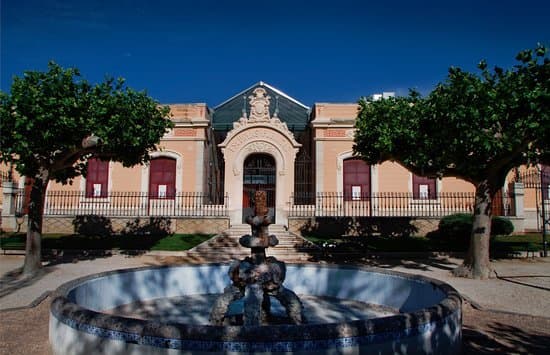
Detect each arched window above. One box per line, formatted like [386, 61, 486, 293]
[149, 157, 176, 199]
[343, 158, 371, 201]
[412, 174, 437, 199]
[86, 158, 109, 197]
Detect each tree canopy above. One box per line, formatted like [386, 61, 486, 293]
[0, 62, 173, 275]
[354, 45, 549, 278]
[1, 62, 172, 182]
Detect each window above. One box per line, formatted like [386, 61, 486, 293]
[412, 174, 437, 199]
[343, 158, 371, 201]
[86, 158, 109, 198]
[149, 157, 176, 199]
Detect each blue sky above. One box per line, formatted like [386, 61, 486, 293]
[1, 0, 549, 107]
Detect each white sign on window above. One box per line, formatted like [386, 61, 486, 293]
[419, 184, 429, 199]
[352, 186, 361, 200]
[158, 185, 167, 198]
[93, 184, 102, 197]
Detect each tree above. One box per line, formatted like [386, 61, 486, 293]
[0, 62, 173, 275]
[354, 45, 549, 279]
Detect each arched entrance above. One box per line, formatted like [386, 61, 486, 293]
[242, 154, 276, 222]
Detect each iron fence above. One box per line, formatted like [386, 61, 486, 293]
[289, 192, 476, 218]
[15, 191, 228, 217]
[0, 170, 12, 183]
[518, 170, 550, 234]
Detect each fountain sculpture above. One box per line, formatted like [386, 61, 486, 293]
[210, 191, 304, 325]
[49, 190, 463, 354]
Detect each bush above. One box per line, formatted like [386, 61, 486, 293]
[73, 215, 113, 237]
[437, 214, 473, 241]
[491, 216, 514, 236]
[431, 213, 514, 242]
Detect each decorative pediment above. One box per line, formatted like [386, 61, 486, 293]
[219, 88, 301, 152]
[248, 87, 271, 120]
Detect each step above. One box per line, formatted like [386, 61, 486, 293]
[184, 251, 317, 262]
[188, 227, 321, 264]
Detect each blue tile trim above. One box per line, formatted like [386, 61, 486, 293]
[53, 311, 450, 352]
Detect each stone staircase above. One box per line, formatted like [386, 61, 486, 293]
[186, 224, 320, 262]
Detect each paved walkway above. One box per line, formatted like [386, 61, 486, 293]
[1, 251, 549, 317]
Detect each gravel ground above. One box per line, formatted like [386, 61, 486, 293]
[1, 253, 549, 354]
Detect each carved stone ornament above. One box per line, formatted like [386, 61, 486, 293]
[248, 87, 271, 121]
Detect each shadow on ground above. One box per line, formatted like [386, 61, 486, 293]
[0, 265, 56, 299]
[462, 304, 550, 354]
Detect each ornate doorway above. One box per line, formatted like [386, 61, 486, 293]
[243, 154, 276, 222]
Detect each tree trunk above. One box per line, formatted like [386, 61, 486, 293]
[452, 180, 493, 279]
[22, 170, 49, 276]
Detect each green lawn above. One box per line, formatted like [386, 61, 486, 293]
[2, 231, 544, 255]
[0, 233, 213, 251]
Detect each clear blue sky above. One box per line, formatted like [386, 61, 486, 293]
[2, 0, 549, 107]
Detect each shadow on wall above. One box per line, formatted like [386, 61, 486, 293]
[71, 215, 173, 253]
[72, 215, 113, 237]
[72, 215, 173, 237]
[299, 217, 418, 238]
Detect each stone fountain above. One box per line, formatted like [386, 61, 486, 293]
[210, 191, 304, 326]
[49, 191, 463, 354]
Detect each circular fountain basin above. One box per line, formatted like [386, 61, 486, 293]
[49, 264, 462, 354]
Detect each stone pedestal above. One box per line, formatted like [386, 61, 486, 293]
[210, 191, 304, 326]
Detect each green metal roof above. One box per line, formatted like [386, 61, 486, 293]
[212, 82, 310, 132]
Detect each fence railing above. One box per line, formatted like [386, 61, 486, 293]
[15, 191, 228, 217]
[0, 170, 12, 183]
[289, 192, 477, 218]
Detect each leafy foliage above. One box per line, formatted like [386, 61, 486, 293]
[354, 44, 549, 187]
[428, 213, 514, 243]
[491, 216, 515, 236]
[0, 61, 173, 274]
[354, 45, 548, 278]
[0, 61, 173, 183]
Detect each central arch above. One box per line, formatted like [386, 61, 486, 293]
[242, 153, 276, 222]
[218, 87, 302, 226]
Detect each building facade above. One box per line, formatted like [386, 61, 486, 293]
[1, 82, 549, 234]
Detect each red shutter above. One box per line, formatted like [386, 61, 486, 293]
[86, 158, 109, 197]
[343, 159, 370, 201]
[149, 158, 176, 199]
[413, 174, 437, 199]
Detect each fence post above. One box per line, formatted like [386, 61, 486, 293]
[1, 182, 19, 231]
[511, 182, 525, 218]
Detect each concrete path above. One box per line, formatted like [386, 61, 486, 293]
[1, 252, 549, 318]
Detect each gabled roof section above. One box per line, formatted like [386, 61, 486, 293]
[212, 81, 310, 132]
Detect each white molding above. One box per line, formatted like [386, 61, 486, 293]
[195, 141, 204, 193]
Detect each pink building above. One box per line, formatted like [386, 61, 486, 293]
[1, 82, 549, 235]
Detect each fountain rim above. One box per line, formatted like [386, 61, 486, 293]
[50, 262, 462, 343]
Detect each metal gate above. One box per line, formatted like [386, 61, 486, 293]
[243, 154, 276, 222]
